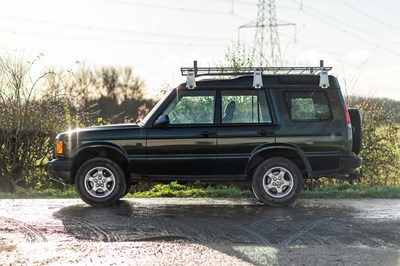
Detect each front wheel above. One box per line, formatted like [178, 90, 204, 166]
[75, 158, 127, 207]
[251, 157, 303, 206]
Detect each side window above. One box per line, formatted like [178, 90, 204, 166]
[284, 90, 332, 122]
[163, 91, 215, 124]
[221, 90, 272, 124]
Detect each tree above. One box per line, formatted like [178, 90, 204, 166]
[0, 54, 68, 192]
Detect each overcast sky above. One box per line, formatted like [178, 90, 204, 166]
[1, 0, 400, 100]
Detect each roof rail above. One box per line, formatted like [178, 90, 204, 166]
[181, 60, 332, 89]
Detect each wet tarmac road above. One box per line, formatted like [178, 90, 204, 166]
[1, 198, 400, 265]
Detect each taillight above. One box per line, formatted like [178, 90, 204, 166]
[343, 104, 352, 128]
[55, 140, 64, 155]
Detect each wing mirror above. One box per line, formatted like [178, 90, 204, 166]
[154, 114, 170, 127]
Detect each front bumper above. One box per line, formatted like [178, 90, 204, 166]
[47, 159, 73, 185]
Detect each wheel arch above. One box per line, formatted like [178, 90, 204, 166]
[71, 142, 131, 184]
[245, 144, 312, 179]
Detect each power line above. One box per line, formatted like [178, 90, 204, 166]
[291, 0, 400, 57]
[0, 28, 228, 47]
[294, 0, 400, 45]
[278, 31, 396, 82]
[335, 0, 400, 33]
[108, 0, 231, 15]
[0, 14, 231, 42]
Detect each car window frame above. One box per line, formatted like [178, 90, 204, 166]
[160, 89, 217, 127]
[218, 89, 274, 125]
[283, 89, 334, 123]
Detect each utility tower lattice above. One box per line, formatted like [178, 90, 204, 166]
[239, 0, 295, 66]
[254, 0, 281, 66]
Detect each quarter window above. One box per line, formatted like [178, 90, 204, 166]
[284, 90, 332, 122]
[221, 90, 272, 124]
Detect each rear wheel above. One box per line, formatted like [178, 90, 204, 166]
[251, 157, 303, 206]
[75, 158, 127, 207]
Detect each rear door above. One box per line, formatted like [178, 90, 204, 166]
[217, 89, 276, 176]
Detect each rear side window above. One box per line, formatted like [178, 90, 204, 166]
[284, 90, 332, 122]
[221, 90, 272, 124]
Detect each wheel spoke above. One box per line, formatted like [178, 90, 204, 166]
[96, 167, 104, 178]
[277, 171, 286, 180]
[276, 186, 283, 194]
[90, 187, 100, 194]
[87, 176, 96, 182]
[104, 176, 114, 183]
[282, 179, 292, 187]
[265, 182, 275, 190]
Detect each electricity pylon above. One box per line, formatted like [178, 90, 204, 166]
[239, 0, 295, 66]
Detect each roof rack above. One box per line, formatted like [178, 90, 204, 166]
[181, 60, 332, 89]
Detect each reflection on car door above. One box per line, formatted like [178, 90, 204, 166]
[146, 90, 218, 177]
[218, 89, 275, 176]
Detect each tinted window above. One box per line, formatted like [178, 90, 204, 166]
[284, 90, 332, 122]
[163, 91, 215, 124]
[221, 90, 272, 124]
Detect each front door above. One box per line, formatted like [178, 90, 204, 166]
[146, 90, 217, 177]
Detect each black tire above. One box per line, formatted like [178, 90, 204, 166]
[123, 184, 132, 197]
[348, 108, 362, 155]
[251, 157, 303, 206]
[75, 158, 127, 207]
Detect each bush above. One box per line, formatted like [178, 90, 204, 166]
[0, 54, 69, 192]
[355, 100, 400, 186]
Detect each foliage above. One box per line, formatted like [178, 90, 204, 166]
[0, 187, 78, 199]
[131, 181, 252, 198]
[223, 44, 253, 69]
[65, 64, 154, 125]
[2, 183, 400, 199]
[0, 54, 69, 192]
[349, 96, 400, 123]
[0, 53, 154, 192]
[302, 183, 400, 198]
[353, 100, 400, 186]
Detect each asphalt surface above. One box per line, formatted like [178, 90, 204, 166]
[0, 198, 400, 265]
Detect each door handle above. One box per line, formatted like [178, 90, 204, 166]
[257, 130, 273, 136]
[199, 131, 216, 137]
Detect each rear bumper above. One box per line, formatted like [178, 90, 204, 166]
[340, 154, 362, 172]
[309, 153, 362, 178]
[47, 159, 73, 185]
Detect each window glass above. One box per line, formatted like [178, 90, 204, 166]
[221, 90, 272, 124]
[163, 91, 215, 124]
[284, 90, 332, 122]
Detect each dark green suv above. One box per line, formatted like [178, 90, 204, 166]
[48, 61, 362, 207]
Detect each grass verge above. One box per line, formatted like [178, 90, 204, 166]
[302, 183, 400, 198]
[0, 182, 399, 199]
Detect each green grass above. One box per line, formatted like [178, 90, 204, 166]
[0, 182, 399, 199]
[0, 187, 78, 199]
[302, 183, 400, 198]
[130, 182, 252, 198]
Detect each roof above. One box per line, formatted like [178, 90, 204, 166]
[177, 74, 339, 90]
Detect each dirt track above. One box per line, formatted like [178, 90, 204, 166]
[0, 198, 399, 265]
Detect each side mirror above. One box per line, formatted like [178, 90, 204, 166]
[154, 114, 170, 127]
